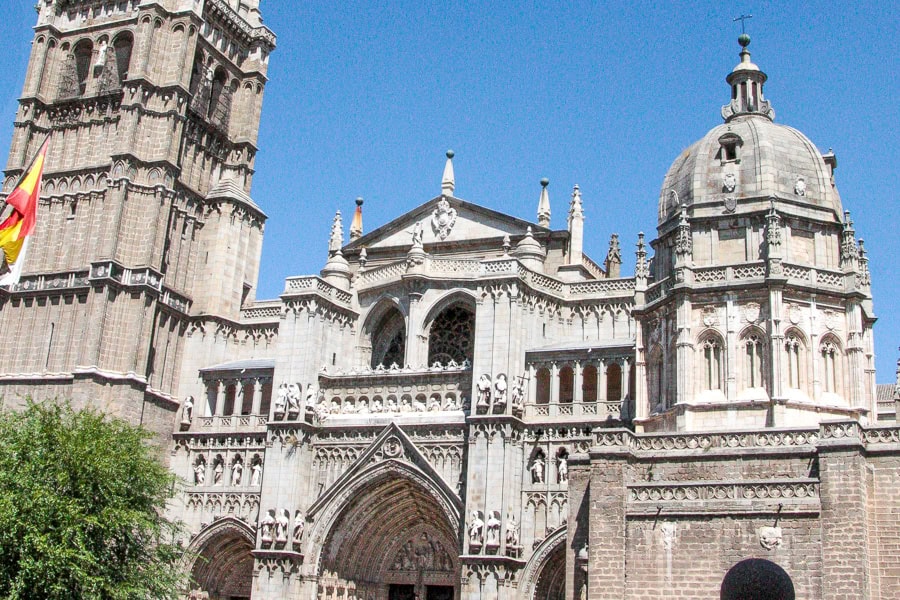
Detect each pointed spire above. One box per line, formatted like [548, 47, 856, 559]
[635, 232, 649, 282]
[674, 205, 692, 257]
[568, 184, 583, 221]
[328, 210, 343, 256]
[567, 184, 584, 266]
[441, 150, 455, 196]
[350, 197, 364, 241]
[858, 238, 871, 288]
[537, 178, 551, 228]
[840, 210, 859, 268]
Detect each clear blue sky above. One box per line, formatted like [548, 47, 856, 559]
[0, 1, 898, 381]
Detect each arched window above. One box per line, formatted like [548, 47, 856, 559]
[582, 364, 597, 402]
[113, 32, 133, 83]
[208, 68, 232, 128]
[606, 362, 622, 402]
[649, 347, 665, 411]
[536, 368, 551, 404]
[427, 303, 475, 366]
[370, 307, 406, 369]
[820, 337, 842, 394]
[742, 331, 766, 390]
[559, 366, 574, 403]
[73, 40, 92, 95]
[784, 332, 805, 389]
[699, 335, 724, 391]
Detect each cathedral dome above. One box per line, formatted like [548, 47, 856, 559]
[658, 37, 842, 227]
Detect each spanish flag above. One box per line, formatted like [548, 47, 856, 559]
[0, 138, 49, 286]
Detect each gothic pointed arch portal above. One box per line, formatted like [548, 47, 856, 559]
[316, 473, 460, 600]
[187, 517, 255, 600]
[532, 543, 565, 600]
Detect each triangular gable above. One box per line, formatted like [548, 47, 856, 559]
[345, 195, 549, 251]
[306, 422, 462, 520]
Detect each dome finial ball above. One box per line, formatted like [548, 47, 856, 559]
[738, 33, 751, 48]
[446, 150, 454, 159]
[540, 178, 549, 187]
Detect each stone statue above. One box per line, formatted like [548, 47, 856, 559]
[372, 398, 384, 413]
[510, 379, 524, 410]
[304, 385, 317, 409]
[328, 211, 344, 254]
[476, 374, 492, 408]
[412, 398, 426, 412]
[181, 395, 194, 424]
[486, 511, 501, 545]
[386, 398, 398, 413]
[231, 459, 243, 486]
[193, 461, 206, 485]
[275, 508, 290, 543]
[357, 399, 370, 414]
[260, 509, 276, 544]
[558, 455, 569, 483]
[273, 383, 287, 415]
[530, 454, 545, 484]
[411, 221, 424, 248]
[399, 397, 411, 413]
[213, 461, 224, 485]
[250, 461, 262, 486]
[94, 40, 108, 69]
[287, 383, 301, 413]
[293, 510, 305, 544]
[468, 511, 484, 545]
[494, 374, 508, 409]
[505, 513, 520, 546]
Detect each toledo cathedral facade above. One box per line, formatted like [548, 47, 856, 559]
[1, 2, 899, 600]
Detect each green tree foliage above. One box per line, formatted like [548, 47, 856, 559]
[0, 401, 184, 599]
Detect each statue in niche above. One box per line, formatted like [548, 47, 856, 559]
[293, 510, 305, 544]
[193, 461, 206, 485]
[486, 511, 501, 545]
[181, 396, 193, 424]
[275, 509, 290, 543]
[412, 397, 426, 412]
[371, 398, 383, 413]
[476, 374, 492, 409]
[286, 383, 301, 414]
[530, 453, 546, 484]
[558, 455, 569, 483]
[231, 459, 243, 486]
[399, 397, 412, 413]
[386, 398, 398, 413]
[304, 385, 317, 408]
[259, 509, 276, 543]
[506, 513, 520, 546]
[468, 511, 484, 545]
[357, 399, 370, 414]
[428, 397, 442, 411]
[494, 374, 508, 410]
[213, 460, 224, 485]
[93, 40, 109, 69]
[273, 384, 287, 416]
[510, 378, 524, 410]
[250, 461, 263, 487]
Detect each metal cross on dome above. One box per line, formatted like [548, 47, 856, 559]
[733, 14, 753, 33]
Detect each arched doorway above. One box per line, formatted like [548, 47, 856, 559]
[721, 558, 795, 600]
[316, 472, 460, 600]
[533, 543, 565, 600]
[188, 518, 255, 600]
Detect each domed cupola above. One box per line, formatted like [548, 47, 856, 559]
[657, 35, 843, 229]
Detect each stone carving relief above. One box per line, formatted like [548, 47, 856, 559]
[193, 457, 206, 485]
[510, 376, 525, 416]
[794, 177, 806, 196]
[788, 304, 802, 325]
[823, 309, 837, 331]
[758, 526, 783, 550]
[250, 460, 263, 487]
[661, 522, 676, 551]
[181, 396, 194, 424]
[259, 509, 276, 545]
[293, 510, 304, 544]
[743, 302, 761, 324]
[382, 436, 403, 459]
[557, 449, 569, 484]
[476, 374, 492, 411]
[722, 172, 737, 193]
[723, 196, 737, 213]
[275, 508, 290, 544]
[231, 457, 243, 486]
[702, 306, 719, 327]
[494, 374, 508, 411]
[391, 533, 453, 572]
[431, 198, 457, 240]
[505, 513, 520, 547]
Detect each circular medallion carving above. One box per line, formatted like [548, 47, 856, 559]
[382, 436, 403, 458]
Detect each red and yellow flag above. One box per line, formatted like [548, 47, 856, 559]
[0, 138, 49, 286]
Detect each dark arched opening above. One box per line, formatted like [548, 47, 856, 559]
[370, 307, 406, 369]
[536, 368, 551, 404]
[189, 523, 254, 600]
[720, 558, 795, 600]
[113, 32, 133, 83]
[427, 303, 475, 366]
[533, 543, 565, 600]
[559, 366, 574, 403]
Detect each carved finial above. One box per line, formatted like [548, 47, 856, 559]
[328, 210, 343, 255]
[350, 197, 364, 241]
[569, 184, 583, 219]
[605, 233, 622, 278]
[358, 246, 368, 269]
[442, 150, 455, 196]
[635, 232, 649, 280]
[537, 178, 551, 228]
[675, 206, 692, 257]
[502, 234, 511, 256]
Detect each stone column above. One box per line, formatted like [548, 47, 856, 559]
[622, 358, 631, 401]
[550, 363, 560, 405]
[675, 295, 693, 405]
[251, 378, 263, 415]
[528, 364, 537, 405]
[598, 359, 607, 402]
[574, 361, 584, 404]
[215, 380, 226, 416]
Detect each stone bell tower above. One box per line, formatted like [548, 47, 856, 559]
[0, 0, 275, 437]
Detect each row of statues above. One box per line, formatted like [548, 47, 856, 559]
[475, 373, 525, 414]
[313, 394, 465, 419]
[259, 508, 304, 547]
[468, 511, 520, 548]
[193, 456, 262, 487]
[529, 450, 568, 484]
